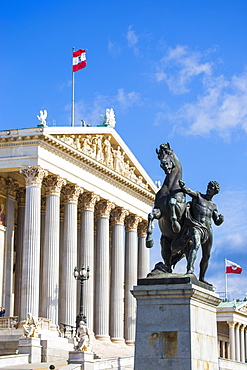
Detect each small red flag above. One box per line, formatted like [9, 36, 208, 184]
[225, 259, 242, 274]
[72, 49, 87, 72]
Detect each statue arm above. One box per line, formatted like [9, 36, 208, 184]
[179, 180, 197, 198]
[212, 209, 224, 226]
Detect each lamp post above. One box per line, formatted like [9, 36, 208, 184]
[74, 265, 90, 329]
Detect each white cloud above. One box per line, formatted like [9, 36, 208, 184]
[176, 71, 247, 137]
[108, 41, 122, 56]
[213, 189, 247, 253]
[115, 88, 141, 110]
[67, 88, 142, 125]
[155, 45, 213, 94]
[126, 25, 139, 55]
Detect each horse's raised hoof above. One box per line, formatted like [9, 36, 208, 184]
[146, 239, 154, 249]
[172, 220, 181, 234]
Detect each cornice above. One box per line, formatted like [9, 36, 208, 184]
[0, 133, 155, 204]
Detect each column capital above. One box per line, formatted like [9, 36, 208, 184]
[20, 166, 48, 187]
[60, 203, 64, 220]
[111, 208, 129, 225]
[138, 220, 148, 238]
[62, 184, 83, 203]
[80, 192, 100, 211]
[0, 177, 6, 196]
[16, 188, 26, 206]
[96, 199, 115, 218]
[41, 196, 46, 213]
[5, 178, 19, 198]
[240, 323, 246, 331]
[235, 322, 241, 330]
[125, 214, 142, 232]
[43, 175, 67, 196]
[227, 321, 236, 328]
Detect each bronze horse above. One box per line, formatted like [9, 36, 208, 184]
[146, 143, 187, 272]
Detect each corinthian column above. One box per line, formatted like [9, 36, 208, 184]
[124, 214, 141, 345]
[79, 192, 99, 332]
[228, 321, 236, 360]
[60, 184, 82, 327]
[137, 221, 150, 279]
[14, 188, 26, 317]
[41, 175, 66, 325]
[4, 178, 18, 316]
[235, 322, 241, 362]
[39, 196, 46, 316]
[110, 208, 129, 343]
[240, 324, 245, 363]
[19, 166, 48, 321]
[95, 199, 115, 341]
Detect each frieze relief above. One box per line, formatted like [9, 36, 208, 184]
[239, 306, 247, 314]
[55, 133, 149, 190]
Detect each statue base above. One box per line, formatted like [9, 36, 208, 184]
[68, 350, 94, 367]
[131, 274, 221, 370]
[17, 337, 42, 363]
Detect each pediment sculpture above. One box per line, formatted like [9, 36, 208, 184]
[55, 133, 149, 190]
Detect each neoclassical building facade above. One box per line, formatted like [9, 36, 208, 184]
[0, 124, 157, 345]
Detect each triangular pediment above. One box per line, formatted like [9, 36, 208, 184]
[42, 127, 157, 195]
[238, 302, 247, 314]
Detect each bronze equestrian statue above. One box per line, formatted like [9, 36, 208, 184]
[146, 143, 224, 285]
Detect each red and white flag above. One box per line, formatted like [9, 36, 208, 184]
[72, 49, 87, 72]
[225, 259, 242, 274]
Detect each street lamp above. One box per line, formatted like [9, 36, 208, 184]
[74, 265, 90, 329]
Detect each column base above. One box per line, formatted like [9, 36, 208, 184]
[95, 334, 111, 342]
[111, 337, 125, 344]
[125, 340, 135, 346]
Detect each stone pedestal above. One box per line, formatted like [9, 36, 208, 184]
[131, 274, 221, 370]
[18, 337, 42, 363]
[68, 351, 94, 369]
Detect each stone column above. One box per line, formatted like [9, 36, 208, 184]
[110, 208, 129, 343]
[59, 184, 82, 327]
[137, 220, 150, 279]
[124, 214, 141, 345]
[14, 188, 26, 317]
[58, 203, 64, 326]
[79, 192, 99, 332]
[228, 321, 236, 361]
[0, 178, 6, 308]
[245, 328, 247, 363]
[39, 196, 46, 317]
[19, 166, 48, 321]
[3, 178, 18, 316]
[240, 324, 245, 363]
[41, 175, 66, 326]
[226, 341, 230, 359]
[94, 199, 115, 341]
[235, 322, 240, 362]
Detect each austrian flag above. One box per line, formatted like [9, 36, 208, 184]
[225, 259, 242, 274]
[72, 49, 87, 72]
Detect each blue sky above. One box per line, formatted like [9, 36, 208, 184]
[1, 0, 247, 300]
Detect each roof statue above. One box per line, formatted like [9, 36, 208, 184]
[99, 108, 116, 128]
[37, 110, 48, 127]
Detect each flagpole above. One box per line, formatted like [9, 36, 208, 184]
[71, 47, 75, 127]
[225, 258, 228, 301]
